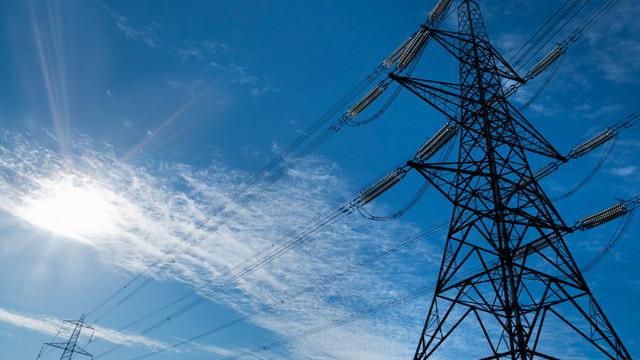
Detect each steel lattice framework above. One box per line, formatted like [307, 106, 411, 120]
[391, 1, 631, 359]
[37, 314, 94, 360]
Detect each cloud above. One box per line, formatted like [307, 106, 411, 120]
[112, 13, 162, 48]
[250, 84, 279, 98]
[1, 125, 627, 358]
[177, 41, 230, 63]
[0, 131, 443, 359]
[582, 0, 640, 83]
[100, 4, 275, 98]
[574, 103, 623, 120]
[609, 165, 637, 177]
[165, 77, 206, 96]
[0, 307, 167, 350]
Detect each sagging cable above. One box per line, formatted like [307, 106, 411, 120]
[519, 53, 564, 111]
[356, 125, 457, 221]
[581, 209, 634, 273]
[357, 181, 430, 221]
[552, 137, 615, 201]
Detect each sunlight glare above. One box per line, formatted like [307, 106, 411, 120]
[14, 177, 121, 243]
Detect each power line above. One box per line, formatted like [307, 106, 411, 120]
[81, 0, 453, 330]
[394, 0, 631, 358]
[86, 1, 630, 358]
[36, 314, 94, 360]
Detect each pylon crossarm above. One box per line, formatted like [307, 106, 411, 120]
[395, 77, 563, 160]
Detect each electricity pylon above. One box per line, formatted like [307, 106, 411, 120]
[391, 0, 631, 358]
[37, 314, 94, 360]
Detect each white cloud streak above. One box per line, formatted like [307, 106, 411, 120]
[0, 307, 168, 350]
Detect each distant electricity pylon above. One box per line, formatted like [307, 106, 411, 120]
[386, 0, 632, 358]
[36, 314, 94, 360]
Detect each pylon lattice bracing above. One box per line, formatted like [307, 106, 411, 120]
[36, 314, 94, 360]
[392, 1, 631, 359]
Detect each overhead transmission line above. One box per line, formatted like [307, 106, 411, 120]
[223, 2, 633, 358]
[95, 4, 624, 354]
[90, 0, 625, 355]
[124, 220, 449, 360]
[516, 0, 621, 106]
[86, 0, 562, 325]
[83, 0, 453, 327]
[510, 0, 592, 70]
[227, 194, 640, 360]
[114, 105, 640, 360]
[84, 0, 454, 332]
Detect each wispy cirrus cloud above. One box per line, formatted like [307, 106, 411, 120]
[582, 0, 640, 83]
[609, 165, 637, 177]
[112, 14, 162, 48]
[100, 3, 277, 98]
[0, 130, 443, 359]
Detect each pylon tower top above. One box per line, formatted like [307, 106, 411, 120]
[36, 314, 94, 360]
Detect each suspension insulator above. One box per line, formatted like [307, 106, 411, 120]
[577, 203, 628, 230]
[415, 122, 457, 161]
[428, 0, 452, 22]
[527, 45, 564, 79]
[397, 27, 430, 70]
[532, 162, 560, 181]
[569, 129, 615, 159]
[347, 85, 385, 118]
[383, 36, 413, 68]
[359, 169, 406, 205]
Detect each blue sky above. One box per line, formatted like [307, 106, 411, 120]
[0, 0, 639, 359]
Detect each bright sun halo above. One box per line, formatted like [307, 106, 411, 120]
[14, 177, 120, 243]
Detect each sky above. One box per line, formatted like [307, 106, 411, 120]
[0, 0, 639, 359]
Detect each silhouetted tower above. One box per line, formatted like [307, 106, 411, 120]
[391, 1, 631, 358]
[37, 314, 94, 360]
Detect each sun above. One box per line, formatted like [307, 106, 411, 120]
[14, 176, 121, 243]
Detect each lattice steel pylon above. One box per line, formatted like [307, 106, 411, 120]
[36, 314, 94, 360]
[390, 1, 631, 359]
